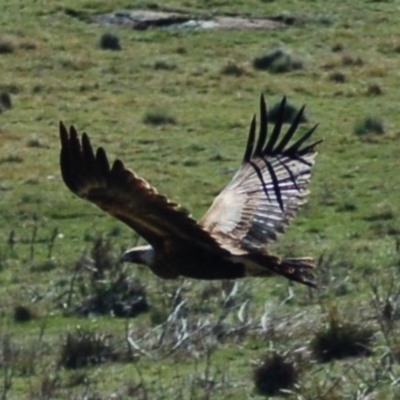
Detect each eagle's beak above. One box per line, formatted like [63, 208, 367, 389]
[120, 245, 153, 265]
[120, 250, 137, 263]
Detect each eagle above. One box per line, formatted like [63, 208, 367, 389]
[59, 95, 321, 287]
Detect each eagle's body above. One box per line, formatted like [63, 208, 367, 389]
[59, 95, 321, 287]
[124, 243, 245, 280]
[123, 242, 312, 283]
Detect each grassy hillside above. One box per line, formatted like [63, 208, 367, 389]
[1, 0, 400, 398]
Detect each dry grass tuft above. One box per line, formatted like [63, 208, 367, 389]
[311, 305, 374, 363]
[341, 53, 364, 67]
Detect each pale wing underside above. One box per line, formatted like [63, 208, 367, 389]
[59, 123, 226, 254]
[200, 96, 320, 255]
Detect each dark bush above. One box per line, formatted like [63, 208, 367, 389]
[253, 353, 298, 396]
[332, 43, 344, 52]
[13, 305, 35, 323]
[221, 61, 245, 77]
[253, 48, 303, 73]
[99, 33, 121, 51]
[143, 109, 176, 126]
[366, 83, 382, 96]
[0, 40, 14, 54]
[311, 307, 374, 362]
[0, 92, 12, 109]
[329, 71, 346, 83]
[59, 328, 115, 369]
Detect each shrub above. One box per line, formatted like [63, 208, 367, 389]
[354, 116, 384, 135]
[19, 41, 37, 50]
[269, 100, 307, 124]
[176, 46, 187, 54]
[366, 83, 382, 96]
[221, 61, 245, 77]
[13, 305, 35, 323]
[99, 33, 121, 51]
[331, 43, 344, 52]
[0, 155, 23, 164]
[71, 237, 150, 318]
[27, 139, 48, 148]
[253, 353, 298, 396]
[59, 328, 115, 369]
[76, 274, 149, 318]
[0, 39, 14, 54]
[341, 54, 364, 66]
[253, 48, 303, 73]
[143, 109, 176, 125]
[329, 71, 346, 83]
[153, 59, 176, 70]
[310, 305, 374, 363]
[0, 92, 12, 109]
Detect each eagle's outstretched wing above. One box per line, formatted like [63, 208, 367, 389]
[200, 95, 321, 255]
[59, 122, 226, 253]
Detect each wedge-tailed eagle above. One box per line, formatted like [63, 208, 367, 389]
[59, 95, 321, 287]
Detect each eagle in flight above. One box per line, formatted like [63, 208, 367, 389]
[59, 95, 321, 287]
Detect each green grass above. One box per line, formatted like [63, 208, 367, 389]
[1, 0, 400, 398]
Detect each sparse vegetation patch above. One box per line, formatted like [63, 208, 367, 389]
[153, 59, 177, 70]
[143, 108, 177, 125]
[59, 328, 116, 369]
[253, 48, 303, 73]
[221, 60, 245, 76]
[60, 237, 149, 318]
[354, 116, 385, 136]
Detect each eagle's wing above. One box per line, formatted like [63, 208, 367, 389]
[200, 95, 321, 255]
[59, 122, 227, 253]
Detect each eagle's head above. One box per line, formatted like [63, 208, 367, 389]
[121, 245, 154, 266]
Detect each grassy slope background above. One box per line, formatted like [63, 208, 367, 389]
[1, 0, 400, 398]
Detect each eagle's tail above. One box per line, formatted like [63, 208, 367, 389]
[243, 253, 317, 288]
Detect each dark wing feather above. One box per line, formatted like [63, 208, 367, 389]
[200, 95, 321, 254]
[59, 122, 226, 253]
